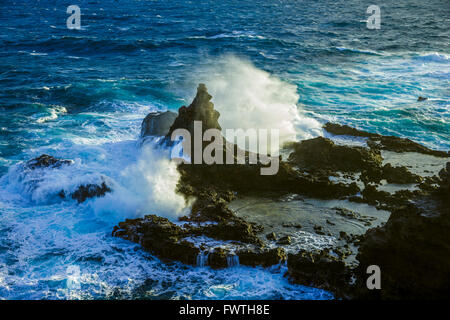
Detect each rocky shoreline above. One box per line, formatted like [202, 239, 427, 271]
[27, 84, 449, 299]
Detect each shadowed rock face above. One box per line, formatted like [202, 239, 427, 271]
[287, 249, 351, 299]
[167, 83, 221, 139]
[237, 248, 287, 268]
[354, 196, 450, 300]
[438, 162, 450, 195]
[141, 111, 178, 137]
[352, 162, 450, 299]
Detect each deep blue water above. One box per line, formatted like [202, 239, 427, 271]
[0, 0, 448, 299]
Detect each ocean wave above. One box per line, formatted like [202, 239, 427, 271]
[412, 52, 450, 63]
[335, 47, 383, 56]
[36, 106, 67, 123]
[187, 31, 265, 41]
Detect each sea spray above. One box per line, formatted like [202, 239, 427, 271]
[0, 136, 190, 222]
[191, 55, 322, 152]
[91, 139, 191, 222]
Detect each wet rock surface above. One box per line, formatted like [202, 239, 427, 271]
[112, 215, 199, 265]
[70, 182, 112, 203]
[27, 154, 73, 170]
[111, 85, 449, 299]
[25, 154, 112, 203]
[141, 111, 178, 137]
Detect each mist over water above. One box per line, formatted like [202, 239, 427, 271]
[196, 56, 322, 145]
[0, 0, 448, 300]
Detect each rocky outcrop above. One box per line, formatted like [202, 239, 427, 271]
[27, 154, 73, 169]
[324, 122, 448, 157]
[167, 83, 221, 139]
[354, 195, 450, 300]
[25, 154, 111, 203]
[141, 111, 178, 137]
[381, 163, 422, 184]
[237, 248, 287, 268]
[288, 136, 382, 173]
[323, 123, 379, 138]
[112, 215, 199, 265]
[287, 249, 351, 298]
[70, 182, 111, 203]
[438, 162, 450, 195]
[177, 160, 360, 201]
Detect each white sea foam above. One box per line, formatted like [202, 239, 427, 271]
[91, 140, 190, 222]
[36, 106, 67, 123]
[413, 52, 449, 63]
[0, 140, 189, 222]
[192, 55, 322, 151]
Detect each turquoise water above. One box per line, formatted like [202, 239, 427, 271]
[0, 0, 448, 299]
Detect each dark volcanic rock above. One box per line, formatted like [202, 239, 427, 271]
[354, 197, 450, 300]
[266, 232, 277, 241]
[324, 122, 448, 157]
[112, 215, 199, 265]
[287, 249, 351, 298]
[381, 163, 422, 184]
[367, 136, 448, 157]
[198, 221, 262, 245]
[184, 197, 263, 245]
[166, 86, 361, 201]
[323, 123, 378, 138]
[71, 182, 112, 203]
[141, 111, 178, 137]
[208, 248, 229, 268]
[27, 154, 73, 170]
[277, 235, 291, 245]
[25, 154, 111, 203]
[237, 248, 286, 267]
[178, 160, 360, 201]
[167, 83, 221, 139]
[417, 96, 428, 102]
[288, 136, 382, 173]
[438, 162, 450, 195]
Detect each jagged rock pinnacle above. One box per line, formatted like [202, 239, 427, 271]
[167, 84, 221, 138]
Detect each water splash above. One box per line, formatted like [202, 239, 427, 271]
[196, 251, 210, 267]
[226, 255, 240, 268]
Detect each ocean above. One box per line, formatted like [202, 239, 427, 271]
[0, 0, 448, 299]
